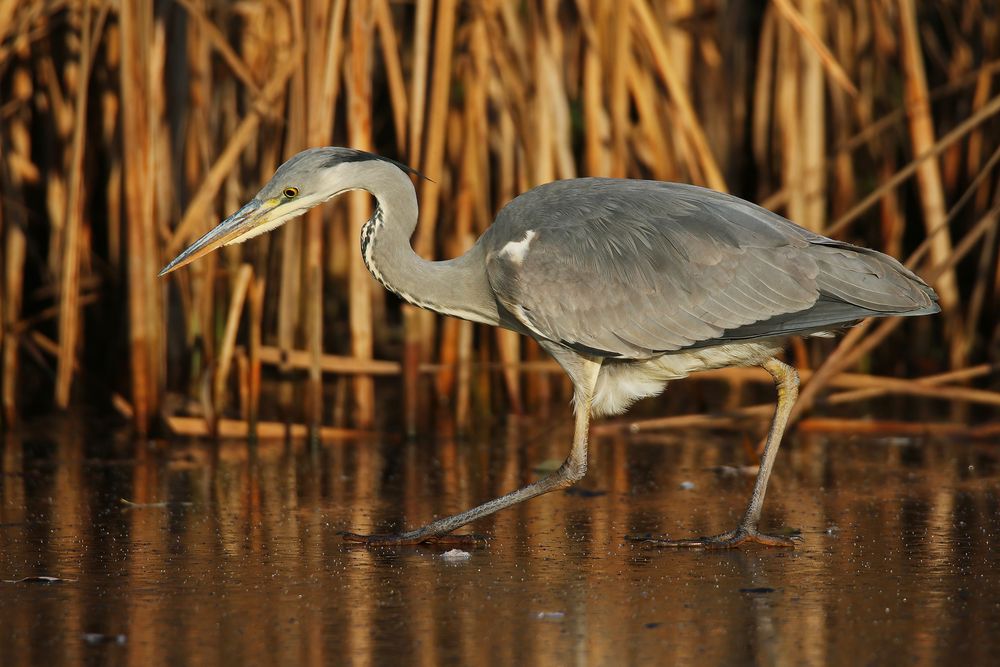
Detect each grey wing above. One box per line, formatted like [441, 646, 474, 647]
[483, 178, 938, 358]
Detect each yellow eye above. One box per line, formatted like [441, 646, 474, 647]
[282, 187, 299, 198]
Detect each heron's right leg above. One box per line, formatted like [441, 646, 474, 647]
[633, 357, 801, 549]
[342, 358, 602, 546]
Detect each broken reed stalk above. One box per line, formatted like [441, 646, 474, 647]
[235, 348, 249, 420]
[248, 276, 264, 440]
[276, 219, 302, 420]
[596, 362, 1000, 435]
[213, 264, 253, 430]
[258, 345, 401, 375]
[826, 364, 996, 405]
[795, 418, 989, 437]
[167, 415, 366, 441]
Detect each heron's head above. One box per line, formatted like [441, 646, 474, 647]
[159, 147, 417, 276]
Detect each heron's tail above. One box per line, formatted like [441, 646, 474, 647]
[810, 241, 940, 317]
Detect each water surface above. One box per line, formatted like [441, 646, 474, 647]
[2, 416, 998, 665]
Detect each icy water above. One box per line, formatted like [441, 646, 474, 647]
[1, 416, 999, 666]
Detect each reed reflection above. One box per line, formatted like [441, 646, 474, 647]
[0, 417, 998, 666]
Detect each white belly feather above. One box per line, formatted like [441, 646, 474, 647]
[589, 341, 783, 417]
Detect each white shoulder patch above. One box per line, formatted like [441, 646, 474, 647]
[500, 230, 536, 265]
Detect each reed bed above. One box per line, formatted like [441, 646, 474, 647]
[0, 1, 997, 436]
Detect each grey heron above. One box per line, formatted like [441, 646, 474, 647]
[161, 147, 939, 548]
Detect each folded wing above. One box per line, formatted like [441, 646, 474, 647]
[484, 178, 938, 358]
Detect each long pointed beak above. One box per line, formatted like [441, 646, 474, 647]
[159, 199, 268, 276]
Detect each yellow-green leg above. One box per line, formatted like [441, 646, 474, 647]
[638, 357, 801, 549]
[343, 357, 602, 545]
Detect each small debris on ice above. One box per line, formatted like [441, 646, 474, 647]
[83, 633, 127, 646]
[441, 549, 471, 562]
[3, 575, 76, 584]
[536, 611, 565, 620]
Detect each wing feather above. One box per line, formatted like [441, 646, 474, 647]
[484, 178, 938, 357]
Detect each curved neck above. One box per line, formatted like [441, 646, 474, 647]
[333, 160, 500, 326]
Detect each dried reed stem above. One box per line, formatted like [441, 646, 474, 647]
[212, 263, 252, 428]
[825, 93, 1000, 238]
[258, 345, 400, 375]
[1, 57, 32, 426]
[168, 48, 302, 254]
[792, 206, 1000, 422]
[347, 0, 375, 427]
[897, 0, 962, 365]
[374, 0, 407, 151]
[167, 415, 366, 440]
[55, 5, 94, 407]
[796, 418, 985, 437]
[248, 275, 264, 439]
[772, 0, 858, 97]
[4, 1, 997, 435]
[630, 0, 726, 191]
[120, 0, 162, 433]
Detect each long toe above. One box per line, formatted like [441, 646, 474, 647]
[743, 530, 801, 549]
[340, 531, 488, 547]
[629, 528, 801, 550]
[340, 531, 410, 547]
[340, 531, 423, 546]
[422, 533, 489, 546]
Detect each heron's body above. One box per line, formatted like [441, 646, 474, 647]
[357, 164, 936, 417]
[162, 148, 939, 548]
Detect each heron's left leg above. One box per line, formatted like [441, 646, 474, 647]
[342, 357, 602, 546]
[635, 357, 801, 549]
